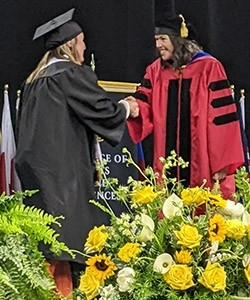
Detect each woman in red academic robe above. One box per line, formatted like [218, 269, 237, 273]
[126, 1, 244, 200]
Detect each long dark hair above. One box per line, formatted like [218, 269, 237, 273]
[161, 36, 202, 69]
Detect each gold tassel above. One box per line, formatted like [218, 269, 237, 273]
[90, 53, 95, 72]
[94, 158, 102, 187]
[179, 14, 189, 38]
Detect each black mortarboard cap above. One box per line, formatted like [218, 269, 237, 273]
[154, 0, 188, 38]
[33, 8, 82, 51]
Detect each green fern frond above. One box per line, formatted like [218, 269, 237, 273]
[0, 235, 57, 300]
[0, 214, 24, 236]
[0, 190, 38, 211]
[0, 190, 72, 299]
[0, 266, 18, 294]
[9, 204, 63, 227]
[0, 201, 73, 258]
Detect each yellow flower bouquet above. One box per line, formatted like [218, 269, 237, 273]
[77, 149, 250, 300]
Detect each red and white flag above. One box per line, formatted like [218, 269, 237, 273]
[0, 85, 21, 195]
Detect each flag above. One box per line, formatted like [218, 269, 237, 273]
[236, 88, 250, 173]
[0, 85, 21, 195]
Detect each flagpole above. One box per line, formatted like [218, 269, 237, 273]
[239, 89, 245, 131]
[16, 89, 21, 124]
[16, 90, 21, 113]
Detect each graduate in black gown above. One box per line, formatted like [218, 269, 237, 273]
[15, 8, 138, 298]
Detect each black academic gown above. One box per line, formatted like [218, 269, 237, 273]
[15, 61, 127, 263]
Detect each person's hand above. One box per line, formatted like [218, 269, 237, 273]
[212, 168, 227, 181]
[119, 96, 139, 118]
[127, 98, 139, 118]
[124, 96, 136, 102]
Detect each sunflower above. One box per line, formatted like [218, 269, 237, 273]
[86, 253, 118, 281]
[208, 214, 227, 243]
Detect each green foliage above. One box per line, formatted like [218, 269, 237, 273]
[234, 167, 250, 210]
[0, 190, 73, 300]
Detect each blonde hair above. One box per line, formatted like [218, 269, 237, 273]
[26, 37, 81, 83]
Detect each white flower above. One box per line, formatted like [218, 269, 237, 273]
[153, 253, 175, 274]
[116, 267, 135, 292]
[243, 254, 250, 268]
[222, 200, 245, 218]
[98, 284, 120, 300]
[209, 252, 225, 263]
[137, 213, 155, 242]
[162, 193, 183, 219]
[242, 210, 250, 226]
[209, 254, 217, 263]
[217, 253, 222, 261]
[209, 241, 219, 255]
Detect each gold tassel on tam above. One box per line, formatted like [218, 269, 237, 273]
[179, 14, 189, 38]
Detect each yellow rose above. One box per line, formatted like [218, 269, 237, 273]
[85, 225, 108, 253]
[198, 262, 226, 292]
[174, 250, 192, 264]
[226, 219, 246, 240]
[132, 186, 157, 204]
[181, 187, 208, 206]
[174, 224, 202, 249]
[118, 243, 141, 263]
[244, 265, 250, 284]
[79, 268, 103, 300]
[164, 264, 194, 290]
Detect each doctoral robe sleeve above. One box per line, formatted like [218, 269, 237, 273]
[63, 64, 127, 146]
[207, 60, 244, 175]
[126, 65, 154, 143]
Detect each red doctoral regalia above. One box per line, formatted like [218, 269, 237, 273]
[127, 52, 244, 199]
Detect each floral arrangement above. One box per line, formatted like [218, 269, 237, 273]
[77, 149, 250, 300]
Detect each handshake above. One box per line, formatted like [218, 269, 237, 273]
[120, 96, 139, 119]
